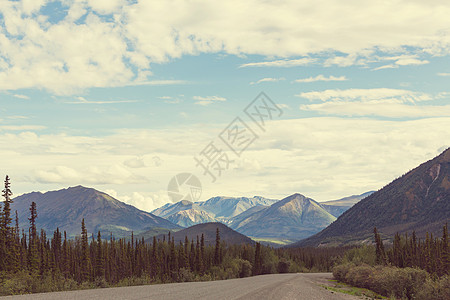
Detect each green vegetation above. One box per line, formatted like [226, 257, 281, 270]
[321, 282, 386, 299]
[0, 176, 348, 296]
[332, 226, 450, 300]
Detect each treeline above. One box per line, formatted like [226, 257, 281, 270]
[374, 226, 449, 276]
[0, 176, 345, 295]
[333, 226, 449, 299]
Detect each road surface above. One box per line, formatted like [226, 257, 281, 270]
[2, 273, 359, 300]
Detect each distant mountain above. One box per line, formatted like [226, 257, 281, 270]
[229, 193, 336, 241]
[11, 186, 180, 237]
[151, 200, 198, 219]
[167, 209, 216, 227]
[320, 191, 374, 218]
[228, 205, 269, 228]
[198, 196, 278, 220]
[155, 222, 254, 246]
[296, 148, 450, 247]
[151, 196, 278, 226]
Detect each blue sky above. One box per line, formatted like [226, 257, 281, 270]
[0, 0, 449, 211]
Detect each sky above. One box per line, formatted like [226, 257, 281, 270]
[0, 0, 449, 212]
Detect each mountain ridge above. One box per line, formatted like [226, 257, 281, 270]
[296, 148, 450, 247]
[11, 185, 180, 237]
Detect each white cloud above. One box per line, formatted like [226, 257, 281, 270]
[67, 96, 139, 104]
[87, 0, 125, 15]
[3, 117, 450, 210]
[373, 64, 397, 71]
[33, 164, 147, 185]
[294, 75, 347, 83]
[324, 54, 362, 67]
[372, 55, 429, 70]
[298, 88, 432, 103]
[125, 80, 188, 87]
[297, 88, 449, 118]
[395, 58, 429, 66]
[250, 77, 285, 85]
[240, 58, 315, 68]
[13, 94, 30, 100]
[1, 1, 450, 93]
[301, 102, 450, 118]
[438, 72, 450, 76]
[193, 95, 226, 106]
[0, 125, 46, 131]
[7, 116, 29, 120]
[123, 156, 146, 168]
[121, 190, 171, 212]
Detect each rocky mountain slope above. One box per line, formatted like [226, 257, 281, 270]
[297, 148, 450, 247]
[229, 193, 336, 241]
[10, 186, 180, 237]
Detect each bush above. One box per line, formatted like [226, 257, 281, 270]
[277, 258, 290, 273]
[332, 262, 355, 282]
[416, 275, 450, 300]
[344, 264, 373, 288]
[333, 263, 437, 300]
[239, 260, 252, 278]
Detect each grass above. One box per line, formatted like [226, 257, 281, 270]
[321, 280, 388, 299]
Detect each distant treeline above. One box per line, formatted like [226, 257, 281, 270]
[0, 176, 346, 295]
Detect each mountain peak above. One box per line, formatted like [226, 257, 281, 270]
[297, 148, 450, 246]
[12, 186, 179, 237]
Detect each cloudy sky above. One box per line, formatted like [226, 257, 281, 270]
[1, 0, 449, 211]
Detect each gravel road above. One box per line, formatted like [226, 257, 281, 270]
[1, 273, 359, 300]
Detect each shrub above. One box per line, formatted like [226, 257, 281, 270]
[344, 264, 373, 289]
[416, 275, 450, 300]
[332, 262, 355, 282]
[277, 258, 290, 273]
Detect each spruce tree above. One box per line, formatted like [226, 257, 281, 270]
[214, 228, 221, 266]
[253, 242, 262, 275]
[80, 218, 91, 281]
[442, 223, 449, 274]
[374, 227, 386, 265]
[1, 175, 14, 271]
[28, 201, 39, 271]
[95, 231, 104, 278]
[200, 234, 205, 274]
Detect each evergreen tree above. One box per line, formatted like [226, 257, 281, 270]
[253, 242, 262, 275]
[441, 223, 449, 274]
[1, 175, 14, 271]
[374, 227, 386, 265]
[80, 219, 91, 281]
[95, 231, 104, 278]
[28, 201, 39, 271]
[200, 234, 205, 274]
[214, 228, 221, 266]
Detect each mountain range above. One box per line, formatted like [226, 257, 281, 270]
[297, 148, 450, 247]
[228, 193, 337, 241]
[10, 185, 180, 237]
[152, 192, 369, 242]
[319, 191, 374, 218]
[151, 196, 278, 226]
[8, 147, 444, 246]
